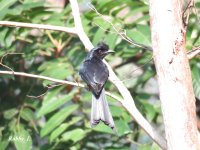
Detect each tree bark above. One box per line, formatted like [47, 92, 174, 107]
[149, 0, 200, 149]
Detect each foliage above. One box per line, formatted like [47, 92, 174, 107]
[0, 0, 199, 149]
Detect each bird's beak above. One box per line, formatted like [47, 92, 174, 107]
[105, 50, 115, 55]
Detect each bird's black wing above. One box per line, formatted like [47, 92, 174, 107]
[79, 58, 109, 97]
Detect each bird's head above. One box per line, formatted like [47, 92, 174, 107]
[91, 42, 114, 59]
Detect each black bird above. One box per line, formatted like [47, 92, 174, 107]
[79, 42, 115, 130]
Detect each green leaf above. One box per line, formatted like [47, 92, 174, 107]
[40, 105, 78, 137]
[62, 128, 87, 143]
[92, 23, 110, 46]
[126, 25, 151, 46]
[8, 118, 17, 131]
[91, 122, 114, 134]
[0, 139, 9, 150]
[137, 24, 151, 42]
[144, 103, 156, 121]
[20, 108, 35, 121]
[138, 144, 152, 150]
[38, 59, 73, 85]
[92, 28, 106, 46]
[38, 59, 70, 72]
[98, 1, 124, 13]
[136, 67, 155, 85]
[139, 99, 158, 121]
[104, 32, 118, 50]
[138, 143, 160, 150]
[50, 117, 81, 142]
[122, 111, 132, 123]
[122, 47, 140, 58]
[37, 91, 76, 117]
[125, 6, 149, 19]
[50, 123, 69, 142]
[0, 0, 17, 11]
[82, 92, 92, 102]
[0, 28, 9, 47]
[12, 126, 32, 150]
[111, 4, 127, 16]
[22, 1, 45, 10]
[110, 105, 123, 117]
[4, 28, 14, 48]
[135, 15, 150, 24]
[192, 65, 200, 100]
[115, 119, 132, 136]
[3, 108, 18, 119]
[43, 12, 65, 26]
[0, 74, 15, 80]
[43, 86, 64, 104]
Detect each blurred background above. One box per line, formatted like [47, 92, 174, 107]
[0, 0, 199, 149]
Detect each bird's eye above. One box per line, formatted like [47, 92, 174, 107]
[98, 50, 102, 54]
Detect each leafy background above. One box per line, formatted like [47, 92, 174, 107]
[0, 0, 199, 149]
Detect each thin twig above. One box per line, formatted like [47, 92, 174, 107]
[0, 70, 83, 87]
[0, 53, 24, 72]
[87, 3, 153, 51]
[182, 0, 194, 27]
[0, 21, 77, 34]
[91, 22, 122, 34]
[27, 90, 48, 99]
[187, 46, 200, 59]
[27, 83, 65, 99]
[0, 70, 120, 101]
[0, 52, 23, 63]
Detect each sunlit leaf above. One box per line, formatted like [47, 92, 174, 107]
[62, 128, 87, 143]
[0, 139, 9, 150]
[91, 122, 114, 134]
[43, 86, 65, 104]
[50, 117, 81, 142]
[115, 119, 132, 136]
[37, 90, 76, 117]
[13, 126, 32, 150]
[0, 0, 17, 11]
[126, 25, 151, 46]
[110, 105, 123, 117]
[3, 108, 18, 119]
[20, 108, 35, 121]
[40, 105, 78, 137]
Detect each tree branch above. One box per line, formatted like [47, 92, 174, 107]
[0, 21, 77, 34]
[70, 1, 93, 50]
[0, 70, 83, 87]
[0, 70, 122, 101]
[187, 46, 200, 59]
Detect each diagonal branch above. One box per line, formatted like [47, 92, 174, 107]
[70, 1, 93, 50]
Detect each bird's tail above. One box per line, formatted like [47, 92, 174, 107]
[91, 88, 115, 130]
